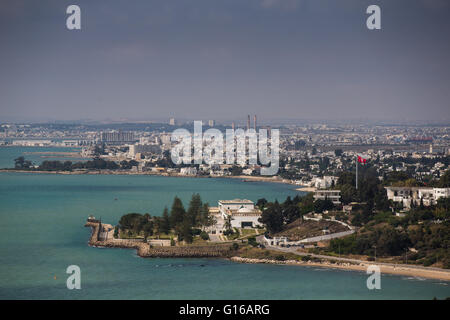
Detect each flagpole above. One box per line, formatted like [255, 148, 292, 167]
[356, 156, 358, 190]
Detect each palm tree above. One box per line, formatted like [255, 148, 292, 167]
[224, 215, 233, 234]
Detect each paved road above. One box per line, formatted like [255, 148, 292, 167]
[297, 230, 355, 243]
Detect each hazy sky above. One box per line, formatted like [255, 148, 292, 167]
[1, 0, 449, 123]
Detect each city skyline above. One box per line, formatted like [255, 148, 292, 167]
[1, 0, 450, 122]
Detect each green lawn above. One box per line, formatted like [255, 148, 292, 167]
[240, 228, 257, 237]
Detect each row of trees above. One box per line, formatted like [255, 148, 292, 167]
[337, 167, 390, 210]
[329, 217, 450, 268]
[258, 193, 341, 235]
[14, 156, 32, 169]
[258, 194, 315, 234]
[118, 194, 216, 243]
[14, 157, 140, 171]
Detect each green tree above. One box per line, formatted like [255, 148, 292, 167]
[337, 172, 355, 188]
[199, 203, 215, 229]
[298, 193, 315, 215]
[119, 213, 143, 231]
[14, 156, 25, 168]
[313, 199, 334, 213]
[256, 198, 268, 210]
[177, 219, 193, 243]
[14, 156, 32, 169]
[282, 203, 301, 224]
[200, 231, 209, 240]
[259, 201, 283, 234]
[143, 221, 154, 242]
[187, 193, 202, 226]
[437, 170, 450, 187]
[224, 215, 233, 234]
[170, 196, 186, 228]
[231, 165, 243, 176]
[160, 207, 171, 234]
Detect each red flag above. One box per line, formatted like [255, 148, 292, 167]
[357, 155, 367, 164]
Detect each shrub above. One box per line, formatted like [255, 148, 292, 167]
[248, 237, 258, 247]
[200, 231, 209, 240]
[275, 255, 286, 261]
[301, 255, 312, 262]
[423, 256, 437, 267]
[223, 230, 233, 236]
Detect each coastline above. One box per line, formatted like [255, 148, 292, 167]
[230, 256, 450, 281]
[0, 169, 305, 188]
[10, 167, 448, 281]
[85, 221, 450, 281]
[295, 186, 316, 192]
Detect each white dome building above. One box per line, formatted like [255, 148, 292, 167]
[218, 199, 262, 229]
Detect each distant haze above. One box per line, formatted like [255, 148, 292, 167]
[1, 0, 449, 123]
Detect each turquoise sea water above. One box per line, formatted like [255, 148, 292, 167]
[0, 146, 83, 169]
[0, 151, 449, 299]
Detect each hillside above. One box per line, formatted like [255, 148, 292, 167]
[274, 218, 349, 241]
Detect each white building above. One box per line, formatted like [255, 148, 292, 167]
[218, 199, 262, 228]
[313, 190, 341, 205]
[128, 144, 161, 157]
[12, 140, 52, 146]
[314, 176, 338, 189]
[385, 187, 450, 208]
[434, 188, 450, 201]
[418, 188, 434, 206]
[180, 167, 197, 176]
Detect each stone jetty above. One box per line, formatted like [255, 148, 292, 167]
[85, 221, 233, 258]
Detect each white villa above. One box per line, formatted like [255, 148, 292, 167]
[217, 199, 262, 228]
[314, 176, 338, 189]
[313, 190, 341, 205]
[385, 186, 450, 209]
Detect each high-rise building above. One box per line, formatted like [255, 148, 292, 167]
[101, 131, 135, 144]
[169, 118, 176, 126]
[247, 115, 250, 130]
[253, 115, 257, 129]
[208, 120, 215, 127]
[129, 144, 161, 157]
[231, 122, 235, 130]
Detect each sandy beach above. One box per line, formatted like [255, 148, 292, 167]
[295, 186, 316, 192]
[230, 257, 450, 281]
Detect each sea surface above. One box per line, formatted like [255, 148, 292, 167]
[0, 149, 449, 299]
[0, 146, 83, 169]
